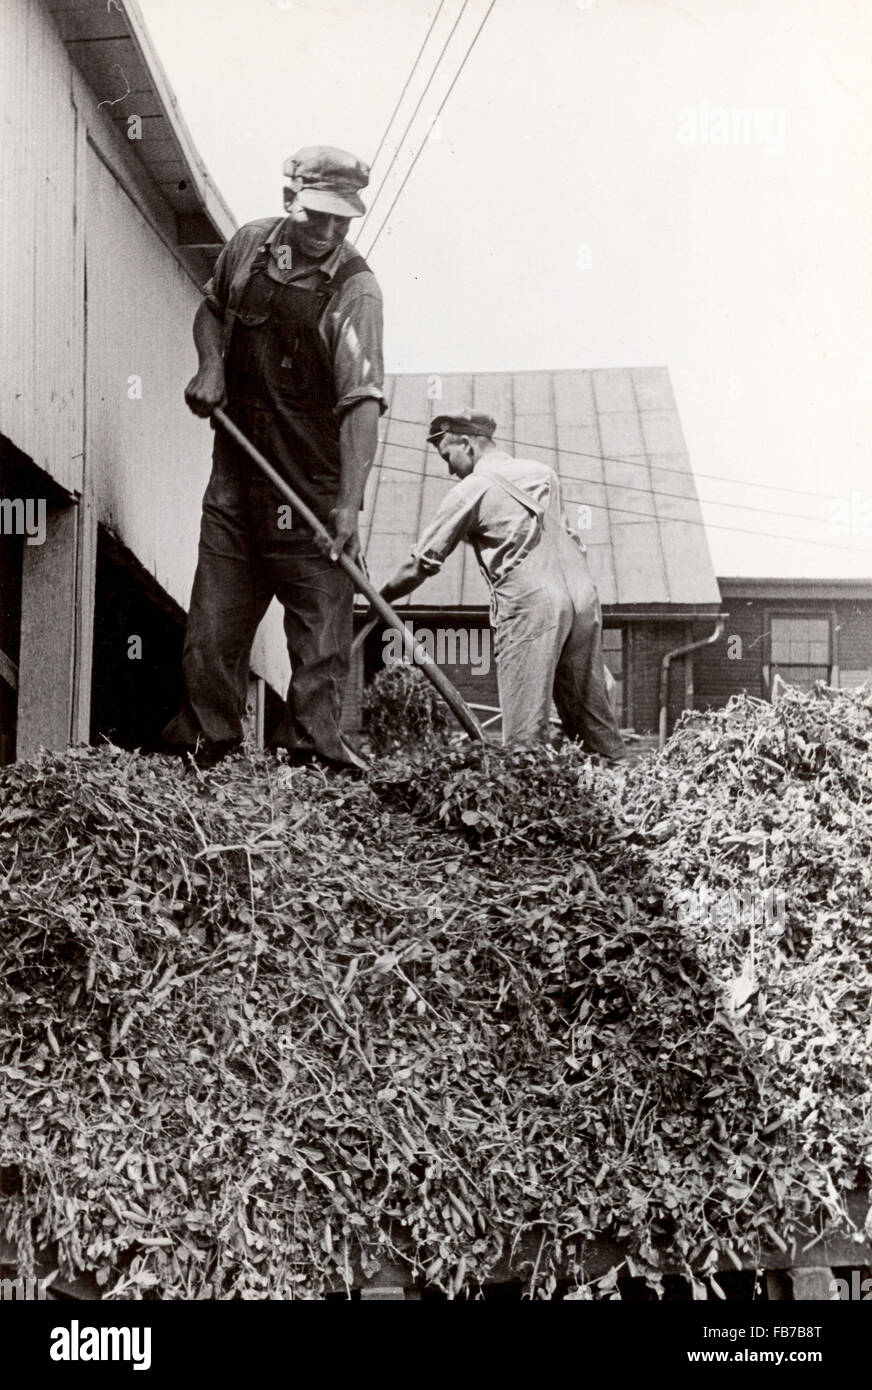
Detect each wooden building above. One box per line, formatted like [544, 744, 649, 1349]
[0, 0, 288, 764]
[693, 577, 872, 708]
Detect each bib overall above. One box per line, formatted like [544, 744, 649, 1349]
[163, 239, 369, 764]
[483, 472, 625, 758]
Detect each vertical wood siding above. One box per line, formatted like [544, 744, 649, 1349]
[0, 0, 82, 495]
[0, 0, 288, 695]
[84, 143, 288, 693]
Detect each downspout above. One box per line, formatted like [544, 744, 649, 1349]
[658, 615, 728, 750]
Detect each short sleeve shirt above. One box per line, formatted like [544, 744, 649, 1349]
[204, 216, 386, 418]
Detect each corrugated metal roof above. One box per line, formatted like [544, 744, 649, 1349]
[48, 0, 235, 271]
[361, 368, 722, 610]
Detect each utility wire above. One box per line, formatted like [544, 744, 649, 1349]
[357, 0, 465, 246]
[363, 454, 872, 557]
[366, 1, 447, 181]
[362, 0, 497, 259]
[382, 414, 867, 508]
[369, 435, 842, 528]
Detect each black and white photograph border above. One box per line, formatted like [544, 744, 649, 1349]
[0, 0, 870, 1355]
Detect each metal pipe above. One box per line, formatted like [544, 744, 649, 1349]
[212, 408, 485, 743]
[658, 616, 727, 750]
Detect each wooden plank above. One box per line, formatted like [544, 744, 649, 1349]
[0, 0, 82, 498]
[65, 37, 152, 110]
[16, 504, 78, 757]
[52, 7, 130, 42]
[625, 623, 635, 730]
[70, 105, 95, 747]
[0, 647, 19, 692]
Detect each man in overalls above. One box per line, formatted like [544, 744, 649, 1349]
[377, 411, 626, 758]
[162, 147, 385, 768]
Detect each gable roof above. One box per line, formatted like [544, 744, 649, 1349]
[361, 367, 722, 610]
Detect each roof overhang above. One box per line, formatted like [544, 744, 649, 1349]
[354, 601, 728, 621]
[50, 0, 235, 274]
[719, 577, 872, 602]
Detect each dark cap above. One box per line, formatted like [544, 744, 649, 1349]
[427, 410, 497, 445]
[282, 146, 369, 218]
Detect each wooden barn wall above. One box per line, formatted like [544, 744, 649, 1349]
[84, 147, 209, 609]
[0, 0, 288, 697]
[0, 0, 83, 498]
[82, 146, 285, 695]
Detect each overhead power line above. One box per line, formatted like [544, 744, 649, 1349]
[363, 453, 872, 558]
[362, 0, 497, 258]
[382, 414, 866, 508]
[366, 1, 447, 184]
[357, 0, 466, 245]
[370, 436, 842, 528]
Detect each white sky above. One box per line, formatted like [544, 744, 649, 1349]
[138, 0, 872, 578]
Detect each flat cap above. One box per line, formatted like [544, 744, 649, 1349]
[427, 410, 497, 445]
[282, 146, 369, 218]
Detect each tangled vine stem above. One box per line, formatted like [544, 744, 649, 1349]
[0, 684, 870, 1297]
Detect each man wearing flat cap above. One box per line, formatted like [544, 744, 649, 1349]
[163, 146, 385, 769]
[377, 411, 625, 758]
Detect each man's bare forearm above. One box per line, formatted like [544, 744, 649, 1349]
[193, 300, 225, 369]
[337, 398, 380, 511]
[185, 301, 226, 416]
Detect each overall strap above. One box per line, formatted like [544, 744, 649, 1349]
[327, 251, 371, 295]
[483, 470, 546, 523]
[252, 217, 288, 275]
[250, 243, 272, 274]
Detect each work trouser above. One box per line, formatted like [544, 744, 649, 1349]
[162, 408, 354, 763]
[492, 515, 626, 759]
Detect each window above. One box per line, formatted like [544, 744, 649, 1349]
[770, 615, 831, 691]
